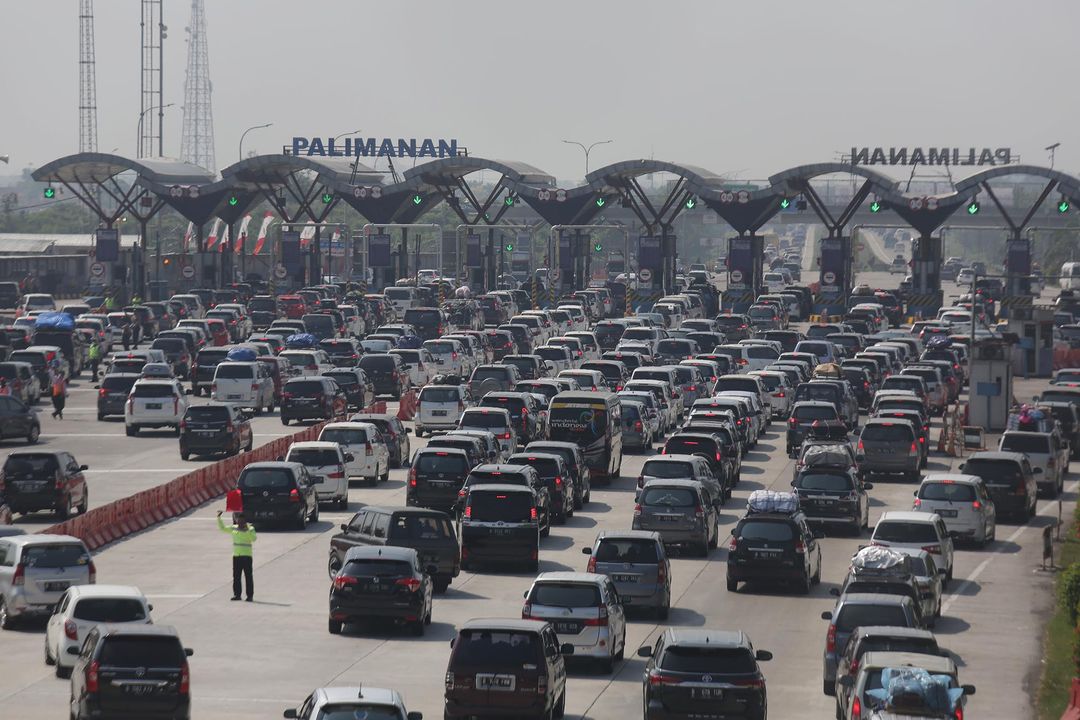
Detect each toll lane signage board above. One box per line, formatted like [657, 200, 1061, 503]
[369, 234, 392, 267]
[639, 236, 661, 269]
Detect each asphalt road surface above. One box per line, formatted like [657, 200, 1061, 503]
[0, 269, 1069, 720]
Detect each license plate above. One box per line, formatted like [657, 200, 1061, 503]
[657, 515, 680, 523]
[613, 574, 638, 582]
[938, 509, 958, 518]
[492, 528, 512, 536]
[814, 499, 836, 506]
[256, 511, 276, 518]
[16, 481, 45, 491]
[146, 403, 162, 410]
[554, 622, 580, 634]
[312, 476, 325, 484]
[692, 687, 724, 700]
[430, 480, 456, 487]
[44, 581, 69, 592]
[196, 430, 215, 436]
[228, 394, 241, 400]
[476, 674, 515, 691]
[432, 410, 448, 416]
[123, 684, 159, 696]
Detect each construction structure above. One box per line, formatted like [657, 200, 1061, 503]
[78, 0, 98, 153]
[179, 0, 215, 172]
[138, 0, 166, 158]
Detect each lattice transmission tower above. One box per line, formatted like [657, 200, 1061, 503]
[138, 0, 166, 158]
[180, 0, 215, 171]
[78, 0, 98, 153]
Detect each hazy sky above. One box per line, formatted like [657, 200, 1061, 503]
[2, 0, 1078, 185]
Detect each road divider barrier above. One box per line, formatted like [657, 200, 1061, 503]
[1061, 678, 1080, 720]
[396, 389, 417, 421]
[40, 419, 335, 550]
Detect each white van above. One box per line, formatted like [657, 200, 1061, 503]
[318, 422, 390, 485]
[383, 286, 418, 315]
[1062, 262, 1080, 291]
[210, 362, 275, 413]
[416, 384, 471, 437]
[285, 441, 352, 508]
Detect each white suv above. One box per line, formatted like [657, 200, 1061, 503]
[210, 361, 275, 414]
[318, 422, 390, 485]
[125, 378, 189, 436]
[45, 584, 152, 677]
[914, 474, 997, 547]
[285, 441, 352, 508]
[871, 510, 955, 585]
[415, 384, 471, 437]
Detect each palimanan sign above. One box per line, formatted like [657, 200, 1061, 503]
[290, 136, 460, 158]
[850, 147, 1012, 166]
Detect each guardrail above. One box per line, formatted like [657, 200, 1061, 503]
[38, 402, 387, 550]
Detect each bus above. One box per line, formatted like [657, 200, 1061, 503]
[546, 391, 622, 482]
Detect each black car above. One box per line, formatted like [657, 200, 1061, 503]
[524, 440, 592, 510]
[357, 353, 409, 399]
[727, 495, 822, 594]
[324, 368, 373, 411]
[425, 433, 488, 468]
[349, 413, 411, 468]
[662, 432, 735, 500]
[791, 467, 871, 535]
[95, 372, 140, 420]
[507, 452, 575, 523]
[280, 377, 347, 425]
[328, 545, 434, 636]
[235, 461, 319, 529]
[69, 624, 193, 720]
[638, 628, 771, 720]
[408, 447, 472, 513]
[320, 338, 363, 368]
[713, 314, 753, 343]
[458, 464, 551, 531]
[459, 484, 542, 572]
[498, 323, 533, 355]
[1043, 401, 1080, 459]
[2, 450, 88, 518]
[179, 403, 253, 460]
[477, 391, 542, 446]
[786, 401, 846, 456]
[328, 505, 460, 592]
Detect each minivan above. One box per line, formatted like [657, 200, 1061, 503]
[583, 530, 671, 618]
[285, 441, 353, 509]
[210, 361, 275, 413]
[460, 484, 542, 571]
[0, 534, 95, 628]
[632, 479, 718, 557]
[999, 430, 1069, 497]
[408, 448, 472, 513]
[959, 451, 1039, 521]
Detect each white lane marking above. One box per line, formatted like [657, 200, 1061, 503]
[145, 593, 206, 599]
[83, 469, 191, 473]
[941, 479, 1078, 616]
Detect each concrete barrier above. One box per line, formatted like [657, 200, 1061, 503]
[1060, 677, 1080, 720]
[39, 419, 333, 550]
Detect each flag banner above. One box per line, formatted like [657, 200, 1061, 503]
[182, 222, 194, 253]
[300, 224, 317, 249]
[253, 212, 273, 256]
[234, 214, 252, 254]
[206, 218, 222, 250]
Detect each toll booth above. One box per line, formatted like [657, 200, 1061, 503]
[1008, 306, 1055, 378]
[723, 234, 763, 313]
[968, 338, 1014, 432]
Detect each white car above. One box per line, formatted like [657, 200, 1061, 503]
[458, 407, 516, 460]
[558, 369, 606, 392]
[914, 474, 997, 547]
[565, 331, 602, 362]
[999, 429, 1069, 497]
[210, 361, 275, 413]
[748, 370, 794, 418]
[534, 345, 575, 374]
[45, 585, 152, 677]
[556, 305, 588, 332]
[415, 384, 471, 437]
[125, 378, 189, 436]
[279, 349, 334, 377]
[522, 571, 626, 672]
[423, 338, 468, 376]
[390, 348, 436, 389]
[318, 422, 390, 485]
[870, 510, 955, 585]
[284, 686, 419, 720]
[0, 360, 40, 405]
[956, 268, 976, 285]
[285, 441, 352, 508]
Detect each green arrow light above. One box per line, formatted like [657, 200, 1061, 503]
[43, 187, 55, 199]
[779, 198, 790, 209]
[869, 200, 882, 213]
[967, 200, 980, 215]
[228, 195, 239, 207]
[593, 242, 603, 253]
[321, 192, 333, 204]
[504, 196, 514, 207]
[1060, 199, 1071, 214]
[412, 194, 423, 205]
[685, 198, 696, 209]
[595, 197, 606, 208]
[505, 243, 514, 252]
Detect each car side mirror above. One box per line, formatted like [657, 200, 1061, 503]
[862, 482, 873, 490]
[184, 648, 194, 657]
[407, 713, 423, 720]
[581, 547, 592, 555]
[340, 523, 349, 532]
[913, 490, 918, 497]
[829, 587, 841, 597]
[962, 684, 976, 696]
[938, 568, 948, 575]
[636, 645, 653, 658]
[755, 649, 773, 662]
[93, 384, 100, 389]
[79, 464, 89, 471]
[276, 456, 284, 462]
[284, 710, 298, 719]
[1033, 467, 1043, 474]
[184, 388, 193, 395]
[405, 427, 412, 434]
[821, 611, 833, 620]
[426, 564, 438, 577]
[66, 647, 80, 656]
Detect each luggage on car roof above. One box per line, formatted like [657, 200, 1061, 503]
[850, 546, 911, 576]
[285, 333, 318, 349]
[801, 444, 852, 469]
[746, 490, 799, 514]
[34, 312, 75, 331]
[226, 347, 258, 362]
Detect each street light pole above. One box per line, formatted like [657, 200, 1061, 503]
[238, 122, 274, 161]
[136, 103, 175, 158]
[562, 139, 613, 177]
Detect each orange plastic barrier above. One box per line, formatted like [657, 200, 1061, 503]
[396, 389, 417, 421]
[1061, 678, 1080, 720]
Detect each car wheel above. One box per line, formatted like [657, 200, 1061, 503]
[657, 602, 670, 620]
[0, 597, 12, 629]
[434, 578, 451, 594]
[281, 417, 290, 426]
[414, 428, 424, 438]
[328, 555, 342, 578]
[254, 405, 263, 417]
[600, 653, 614, 674]
[96, 413, 105, 421]
[726, 576, 738, 593]
[411, 617, 425, 637]
[311, 502, 320, 523]
[380, 467, 389, 483]
[328, 618, 343, 635]
[27, 424, 40, 444]
[56, 662, 71, 679]
[45, 638, 56, 665]
[799, 572, 812, 595]
[180, 448, 190, 461]
[824, 679, 835, 696]
[56, 495, 70, 520]
[554, 690, 566, 719]
[296, 507, 307, 530]
[267, 400, 274, 414]
[77, 490, 88, 515]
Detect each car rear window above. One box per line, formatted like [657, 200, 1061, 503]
[1000, 434, 1051, 454]
[239, 469, 294, 489]
[99, 637, 184, 667]
[416, 452, 469, 475]
[595, 538, 659, 563]
[404, 309, 441, 326]
[858, 637, 938, 658]
[747, 346, 779, 359]
[874, 521, 938, 544]
[919, 482, 977, 501]
[641, 486, 696, 507]
[359, 356, 396, 371]
[963, 459, 1023, 486]
[21, 543, 90, 568]
[473, 367, 511, 382]
[794, 473, 853, 492]
[287, 448, 340, 466]
[320, 428, 370, 445]
[421, 387, 462, 403]
[659, 646, 756, 674]
[73, 598, 147, 623]
[793, 405, 838, 421]
[151, 338, 185, 352]
[101, 376, 139, 392]
[389, 514, 454, 541]
[467, 491, 532, 522]
[664, 437, 717, 455]
[453, 630, 540, 665]
[132, 383, 175, 398]
[184, 406, 229, 422]
[835, 605, 910, 632]
[862, 424, 914, 442]
[214, 364, 254, 379]
[460, 411, 508, 429]
[286, 380, 325, 394]
[529, 582, 601, 607]
[737, 519, 794, 542]
[325, 372, 359, 387]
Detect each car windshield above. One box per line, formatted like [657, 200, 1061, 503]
[389, 514, 454, 541]
[453, 630, 539, 665]
[641, 487, 696, 507]
[99, 637, 183, 667]
[875, 521, 938, 543]
[21, 543, 90, 568]
[287, 449, 340, 466]
[660, 647, 756, 674]
[416, 452, 469, 474]
[73, 598, 147, 622]
[467, 491, 532, 522]
[835, 605, 910, 632]
[529, 582, 601, 607]
[1000, 434, 1051, 454]
[595, 539, 659, 563]
[460, 412, 507, 429]
[548, 407, 607, 440]
[795, 473, 853, 492]
[239, 469, 293, 489]
[919, 482, 977, 501]
[421, 387, 462, 403]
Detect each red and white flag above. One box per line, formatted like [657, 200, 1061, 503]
[205, 218, 222, 250]
[234, 214, 252, 254]
[299, 224, 317, 249]
[218, 224, 230, 253]
[182, 222, 194, 253]
[253, 212, 273, 256]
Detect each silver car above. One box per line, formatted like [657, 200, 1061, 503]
[632, 479, 718, 557]
[914, 474, 996, 547]
[0, 535, 94, 628]
[583, 530, 671, 618]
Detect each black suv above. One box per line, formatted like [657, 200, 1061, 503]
[357, 353, 409, 399]
[786, 401, 846, 456]
[324, 368, 373, 411]
[426, 434, 488, 468]
[507, 452, 575, 523]
[662, 432, 735, 500]
[638, 628, 771, 720]
[328, 506, 459, 592]
[791, 466, 871, 536]
[190, 347, 231, 396]
[328, 545, 434, 636]
[236, 461, 319, 529]
[0, 395, 40, 445]
[459, 464, 551, 532]
[460, 484, 543, 572]
[280, 377, 346, 425]
[179, 403, 253, 460]
[319, 338, 363, 368]
[69, 624, 193, 720]
[408, 447, 472, 513]
[2, 451, 88, 518]
[96, 372, 140, 420]
[727, 494, 822, 594]
[477, 391, 542, 446]
[524, 440, 592, 509]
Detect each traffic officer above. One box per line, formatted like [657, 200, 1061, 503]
[217, 510, 256, 601]
[88, 338, 102, 381]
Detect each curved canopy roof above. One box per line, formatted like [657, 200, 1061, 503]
[587, 159, 730, 192]
[768, 162, 899, 199]
[32, 153, 215, 186]
[403, 156, 555, 187]
[219, 154, 384, 186]
[952, 164, 1080, 197]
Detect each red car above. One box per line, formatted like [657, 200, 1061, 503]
[279, 295, 307, 319]
[205, 318, 230, 346]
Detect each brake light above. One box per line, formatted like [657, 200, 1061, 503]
[289, 489, 300, 503]
[12, 562, 25, 587]
[777, 391, 785, 398]
[648, 670, 682, 686]
[634, 420, 643, 432]
[913, 498, 921, 508]
[554, 476, 562, 488]
[694, 504, 705, 519]
[909, 442, 918, 456]
[789, 417, 797, 426]
[408, 467, 417, 487]
[333, 574, 358, 590]
[463, 505, 471, 519]
[585, 606, 609, 626]
[365, 441, 374, 457]
[857, 438, 864, 452]
[173, 397, 179, 415]
[327, 468, 345, 479]
[715, 452, 722, 462]
[501, 431, 512, 440]
[851, 695, 861, 720]
[794, 539, 806, 554]
[530, 507, 538, 521]
[395, 577, 422, 592]
[972, 500, 982, 510]
[922, 544, 941, 554]
[63, 619, 78, 640]
[98, 388, 107, 397]
[633, 503, 642, 518]
[826, 623, 837, 653]
[86, 660, 100, 693]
